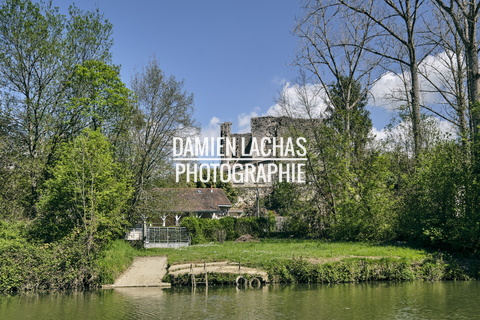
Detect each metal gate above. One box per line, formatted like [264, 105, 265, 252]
[145, 227, 190, 248]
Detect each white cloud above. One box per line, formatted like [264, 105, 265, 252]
[237, 107, 260, 133]
[419, 51, 460, 106]
[371, 126, 387, 141]
[201, 116, 222, 139]
[435, 117, 457, 137]
[370, 72, 406, 110]
[370, 51, 460, 111]
[265, 82, 328, 119]
[271, 76, 287, 86]
[209, 116, 221, 128]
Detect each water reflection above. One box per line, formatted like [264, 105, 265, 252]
[1, 282, 479, 320]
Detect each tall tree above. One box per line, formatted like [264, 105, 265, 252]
[129, 58, 196, 208]
[294, 0, 382, 124]
[277, 1, 382, 234]
[62, 60, 134, 148]
[336, 0, 431, 157]
[327, 75, 372, 159]
[431, 0, 480, 163]
[0, 0, 114, 216]
[33, 129, 133, 254]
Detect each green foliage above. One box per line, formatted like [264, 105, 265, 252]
[180, 217, 224, 244]
[330, 153, 397, 241]
[219, 216, 237, 240]
[0, 236, 101, 294]
[280, 76, 398, 241]
[400, 141, 480, 252]
[0, 0, 116, 218]
[282, 129, 397, 241]
[264, 182, 302, 216]
[266, 257, 419, 284]
[235, 216, 274, 237]
[162, 256, 467, 285]
[179, 217, 206, 244]
[180, 217, 275, 244]
[282, 216, 311, 237]
[95, 239, 138, 284]
[32, 129, 133, 247]
[326, 75, 372, 159]
[65, 60, 134, 143]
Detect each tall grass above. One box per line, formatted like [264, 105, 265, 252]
[96, 240, 139, 284]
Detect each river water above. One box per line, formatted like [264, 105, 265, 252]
[1, 281, 479, 319]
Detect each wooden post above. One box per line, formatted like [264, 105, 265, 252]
[142, 219, 147, 248]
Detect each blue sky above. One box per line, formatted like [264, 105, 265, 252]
[55, 0, 391, 136]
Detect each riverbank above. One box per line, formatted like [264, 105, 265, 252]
[99, 239, 478, 286]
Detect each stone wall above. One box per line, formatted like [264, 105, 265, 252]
[221, 116, 319, 160]
[220, 116, 319, 212]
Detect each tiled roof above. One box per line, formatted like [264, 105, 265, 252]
[151, 188, 232, 213]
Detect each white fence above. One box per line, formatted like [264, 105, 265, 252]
[126, 227, 190, 248]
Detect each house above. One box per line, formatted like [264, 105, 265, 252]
[149, 188, 233, 226]
[126, 188, 233, 248]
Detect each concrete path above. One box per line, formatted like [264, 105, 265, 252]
[106, 256, 170, 288]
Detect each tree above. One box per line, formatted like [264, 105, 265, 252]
[33, 129, 133, 256]
[0, 0, 114, 216]
[400, 141, 480, 252]
[336, 0, 432, 157]
[294, 0, 382, 128]
[420, 8, 469, 140]
[63, 60, 134, 147]
[129, 58, 196, 206]
[0, 113, 28, 220]
[430, 0, 480, 164]
[265, 181, 304, 216]
[326, 75, 372, 159]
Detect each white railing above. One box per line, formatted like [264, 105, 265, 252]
[146, 227, 190, 244]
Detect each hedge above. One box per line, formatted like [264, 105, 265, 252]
[180, 216, 275, 244]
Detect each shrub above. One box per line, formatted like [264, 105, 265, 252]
[180, 216, 275, 244]
[0, 237, 101, 294]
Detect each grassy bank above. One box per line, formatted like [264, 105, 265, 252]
[98, 239, 478, 285]
[146, 239, 428, 265]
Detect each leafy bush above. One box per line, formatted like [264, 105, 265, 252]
[31, 129, 133, 245]
[400, 142, 480, 252]
[181, 216, 275, 244]
[264, 256, 468, 284]
[0, 237, 101, 294]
